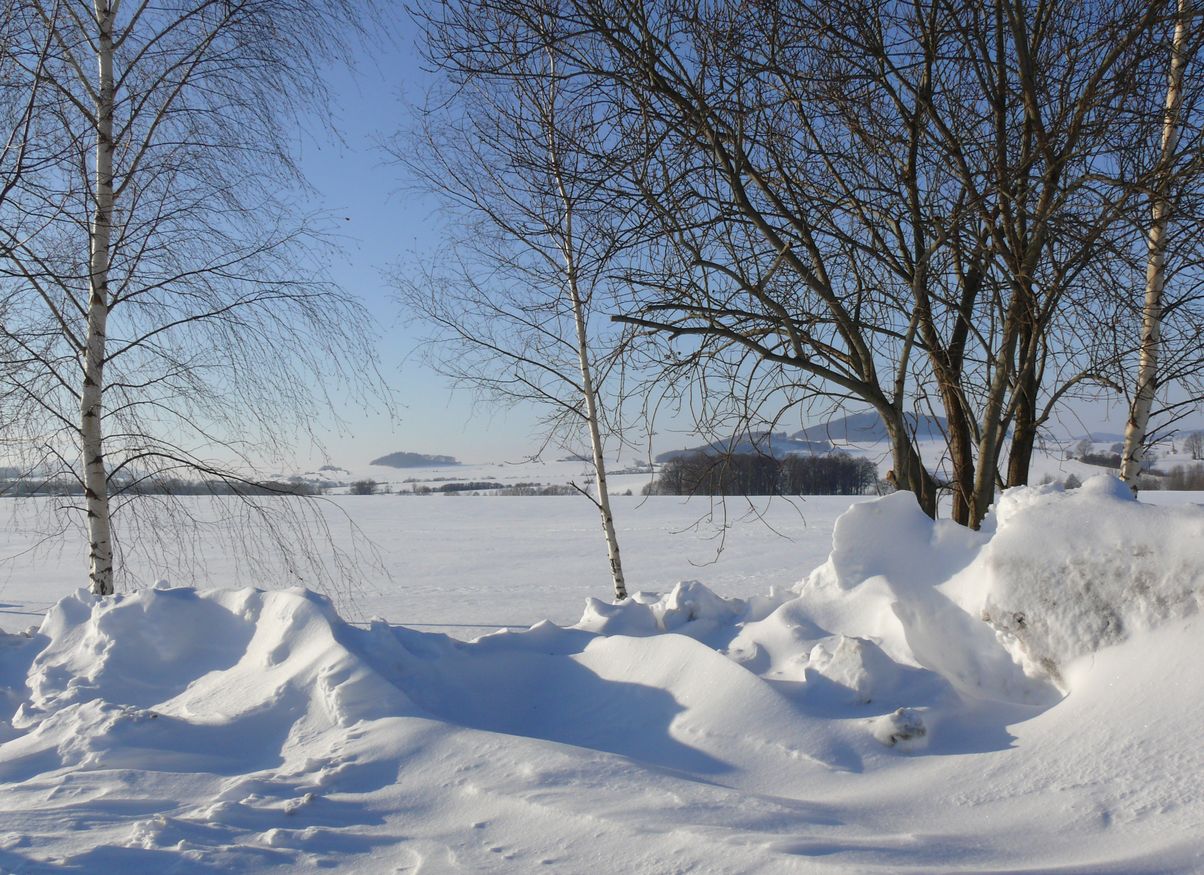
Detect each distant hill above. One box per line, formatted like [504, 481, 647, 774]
[792, 411, 948, 444]
[1071, 432, 1125, 444]
[1069, 426, 1203, 446]
[370, 452, 460, 468]
[655, 431, 832, 464]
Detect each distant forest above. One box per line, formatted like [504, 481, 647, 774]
[370, 452, 459, 468]
[0, 477, 319, 498]
[645, 452, 879, 497]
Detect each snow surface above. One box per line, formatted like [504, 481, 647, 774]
[0, 494, 860, 637]
[0, 477, 1202, 872]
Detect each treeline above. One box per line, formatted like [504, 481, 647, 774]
[644, 452, 879, 497]
[408, 481, 507, 495]
[1156, 466, 1204, 490]
[1078, 452, 1125, 469]
[496, 484, 578, 496]
[0, 478, 320, 498]
[404, 482, 584, 496]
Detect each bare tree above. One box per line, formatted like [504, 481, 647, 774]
[591, 0, 1177, 524]
[1122, 0, 1196, 492]
[409, 0, 1204, 528]
[0, 5, 60, 410]
[1183, 430, 1204, 459]
[444, 0, 1200, 526]
[401, 4, 633, 600]
[0, 1, 386, 595]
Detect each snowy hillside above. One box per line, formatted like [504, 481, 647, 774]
[283, 456, 660, 497]
[1, 476, 1202, 872]
[793, 410, 949, 444]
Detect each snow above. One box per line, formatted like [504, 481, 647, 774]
[0, 494, 860, 637]
[288, 456, 661, 496]
[975, 477, 1204, 686]
[0, 478, 1203, 871]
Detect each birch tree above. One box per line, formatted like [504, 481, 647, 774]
[1121, 0, 1195, 492]
[0, 0, 383, 595]
[402, 4, 631, 600]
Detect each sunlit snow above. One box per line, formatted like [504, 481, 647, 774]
[0, 476, 1202, 872]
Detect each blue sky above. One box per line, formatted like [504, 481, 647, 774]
[292, 34, 552, 468]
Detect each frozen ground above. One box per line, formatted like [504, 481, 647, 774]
[0, 479, 1202, 872]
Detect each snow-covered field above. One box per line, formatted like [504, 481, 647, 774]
[0, 494, 860, 637]
[1, 479, 1203, 872]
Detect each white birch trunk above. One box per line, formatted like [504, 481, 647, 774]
[84, 0, 115, 595]
[558, 181, 626, 600]
[1121, 0, 1191, 494]
[566, 261, 628, 602]
[543, 45, 627, 602]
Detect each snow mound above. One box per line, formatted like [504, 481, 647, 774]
[0, 628, 37, 745]
[871, 707, 928, 750]
[805, 635, 902, 705]
[976, 475, 1204, 685]
[792, 491, 1048, 705]
[787, 477, 1204, 693]
[3, 587, 418, 786]
[576, 580, 754, 640]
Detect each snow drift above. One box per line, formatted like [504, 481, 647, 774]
[0, 474, 1202, 872]
[976, 476, 1204, 684]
